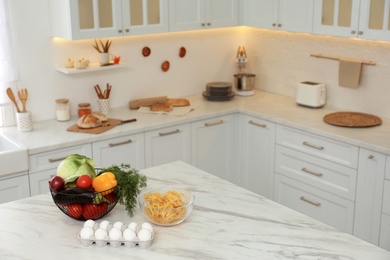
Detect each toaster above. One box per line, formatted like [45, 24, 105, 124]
[296, 81, 326, 108]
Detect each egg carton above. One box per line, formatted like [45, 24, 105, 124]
[78, 220, 155, 249]
[77, 232, 155, 248]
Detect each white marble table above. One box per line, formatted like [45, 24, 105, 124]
[1, 161, 389, 259]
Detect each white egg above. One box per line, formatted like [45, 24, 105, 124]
[94, 228, 108, 240]
[123, 228, 137, 241]
[109, 227, 123, 241]
[141, 222, 154, 233]
[84, 220, 97, 230]
[99, 220, 111, 231]
[138, 228, 152, 241]
[113, 221, 124, 231]
[128, 222, 140, 233]
[79, 227, 94, 239]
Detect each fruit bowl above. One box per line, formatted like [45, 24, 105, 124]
[138, 187, 195, 226]
[49, 186, 118, 220]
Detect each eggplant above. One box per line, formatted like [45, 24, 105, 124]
[53, 187, 95, 204]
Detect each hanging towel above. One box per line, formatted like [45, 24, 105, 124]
[339, 58, 363, 88]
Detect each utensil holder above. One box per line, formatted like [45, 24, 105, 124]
[98, 99, 110, 115]
[16, 111, 32, 132]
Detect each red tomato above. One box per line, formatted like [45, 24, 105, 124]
[82, 203, 108, 220]
[104, 193, 116, 204]
[76, 175, 93, 189]
[67, 204, 83, 219]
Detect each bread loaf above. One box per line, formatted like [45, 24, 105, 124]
[167, 98, 190, 107]
[91, 112, 108, 122]
[150, 103, 173, 112]
[77, 114, 102, 129]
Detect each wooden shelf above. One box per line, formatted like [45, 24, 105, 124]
[56, 62, 126, 75]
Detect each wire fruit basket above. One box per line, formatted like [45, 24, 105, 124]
[49, 186, 119, 221]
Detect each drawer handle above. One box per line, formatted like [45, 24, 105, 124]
[302, 141, 324, 150]
[205, 120, 224, 127]
[302, 167, 323, 177]
[368, 155, 374, 159]
[109, 139, 132, 147]
[159, 129, 180, 136]
[249, 120, 266, 128]
[300, 196, 321, 207]
[48, 156, 67, 163]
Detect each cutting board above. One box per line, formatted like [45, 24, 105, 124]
[67, 118, 122, 134]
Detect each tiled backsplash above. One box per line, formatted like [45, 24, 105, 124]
[245, 27, 390, 119]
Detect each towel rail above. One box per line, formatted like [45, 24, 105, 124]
[310, 54, 376, 65]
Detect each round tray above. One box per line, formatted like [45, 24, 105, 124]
[323, 112, 382, 128]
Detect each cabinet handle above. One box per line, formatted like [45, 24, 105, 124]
[207, 22, 211, 26]
[248, 120, 266, 128]
[48, 156, 67, 163]
[109, 139, 132, 147]
[302, 141, 324, 150]
[159, 129, 180, 136]
[302, 167, 323, 177]
[118, 29, 123, 33]
[351, 30, 356, 34]
[201, 23, 206, 26]
[205, 120, 224, 127]
[300, 196, 321, 207]
[272, 23, 277, 27]
[368, 154, 374, 159]
[358, 31, 363, 35]
[278, 24, 282, 27]
[125, 29, 129, 33]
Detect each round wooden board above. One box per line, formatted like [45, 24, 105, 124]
[323, 112, 382, 128]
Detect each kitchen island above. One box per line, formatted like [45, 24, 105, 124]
[1, 161, 389, 260]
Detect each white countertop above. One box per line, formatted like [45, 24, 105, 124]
[1, 161, 389, 260]
[2, 90, 390, 155]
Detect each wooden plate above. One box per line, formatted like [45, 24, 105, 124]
[142, 47, 151, 57]
[323, 112, 382, 128]
[161, 61, 170, 72]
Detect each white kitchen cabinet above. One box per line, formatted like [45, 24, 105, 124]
[240, 0, 314, 33]
[313, 0, 390, 41]
[238, 114, 275, 198]
[144, 124, 191, 168]
[274, 173, 355, 233]
[0, 173, 30, 204]
[274, 124, 358, 234]
[92, 133, 145, 170]
[353, 148, 386, 245]
[29, 144, 92, 196]
[380, 176, 390, 251]
[49, 0, 168, 40]
[169, 0, 238, 32]
[191, 114, 237, 183]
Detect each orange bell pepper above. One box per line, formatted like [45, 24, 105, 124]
[92, 172, 117, 195]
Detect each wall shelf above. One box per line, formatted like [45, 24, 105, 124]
[56, 62, 126, 75]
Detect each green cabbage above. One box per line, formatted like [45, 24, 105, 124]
[56, 154, 96, 184]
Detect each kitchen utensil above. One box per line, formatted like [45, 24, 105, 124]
[6, 87, 21, 113]
[129, 96, 168, 109]
[16, 111, 32, 131]
[138, 186, 195, 226]
[18, 88, 28, 112]
[102, 118, 136, 127]
[234, 45, 256, 96]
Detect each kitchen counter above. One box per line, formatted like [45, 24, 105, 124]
[1, 161, 389, 260]
[2, 90, 390, 155]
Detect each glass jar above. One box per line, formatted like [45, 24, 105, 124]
[78, 103, 92, 117]
[55, 99, 70, 121]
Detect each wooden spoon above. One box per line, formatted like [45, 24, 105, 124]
[18, 88, 28, 113]
[6, 87, 20, 113]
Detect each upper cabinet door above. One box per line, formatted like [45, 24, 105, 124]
[169, 0, 238, 32]
[358, 0, 390, 41]
[121, 0, 169, 36]
[313, 0, 360, 37]
[50, 0, 168, 40]
[240, 0, 314, 33]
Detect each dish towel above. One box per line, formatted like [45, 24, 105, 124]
[338, 58, 363, 88]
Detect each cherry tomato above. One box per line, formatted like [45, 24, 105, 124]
[67, 204, 83, 219]
[76, 175, 93, 189]
[82, 203, 108, 220]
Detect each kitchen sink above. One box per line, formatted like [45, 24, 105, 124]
[0, 134, 28, 177]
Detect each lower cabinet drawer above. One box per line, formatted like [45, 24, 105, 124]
[379, 213, 390, 251]
[274, 174, 355, 233]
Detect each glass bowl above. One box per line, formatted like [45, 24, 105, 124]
[138, 187, 195, 226]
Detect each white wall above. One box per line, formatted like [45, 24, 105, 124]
[7, 0, 390, 122]
[8, 0, 242, 121]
